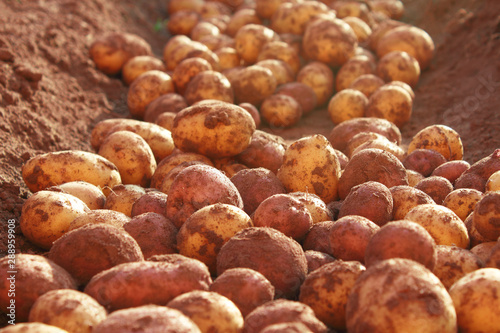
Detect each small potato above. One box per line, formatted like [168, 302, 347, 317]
[47, 181, 105, 210]
[144, 92, 187, 122]
[449, 268, 500, 333]
[244, 299, 328, 333]
[238, 102, 261, 128]
[296, 61, 335, 106]
[404, 203, 470, 248]
[486, 170, 500, 192]
[236, 130, 286, 174]
[98, 131, 156, 187]
[338, 181, 393, 226]
[299, 261, 366, 330]
[407, 169, 425, 187]
[348, 73, 386, 97]
[342, 16, 372, 43]
[431, 160, 470, 185]
[226, 8, 262, 37]
[288, 192, 333, 224]
[0, 323, 70, 333]
[131, 191, 168, 217]
[127, 70, 175, 119]
[234, 23, 279, 64]
[275, 82, 318, 115]
[456, 148, 500, 191]
[171, 57, 212, 95]
[442, 188, 484, 221]
[122, 55, 165, 86]
[257, 40, 301, 75]
[390, 185, 436, 220]
[172, 100, 256, 159]
[365, 84, 413, 128]
[370, 0, 405, 19]
[253, 194, 313, 241]
[303, 221, 336, 255]
[365, 220, 438, 270]
[0, 254, 77, 322]
[163, 37, 210, 71]
[376, 50, 421, 87]
[190, 21, 220, 41]
[261, 322, 314, 333]
[432, 245, 483, 289]
[210, 268, 275, 317]
[335, 56, 376, 92]
[215, 47, 241, 71]
[329, 215, 380, 263]
[470, 241, 497, 264]
[305, 250, 336, 273]
[277, 134, 341, 203]
[270, 1, 330, 35]
[20, 191, 90, 249]
[69, 209, 130, 231]
[414, 175, 454, 205]
[167, 0, 203, 14]
[302, 16, 358, 67]
[472, 191, 500, 241]
[93, 305, 201, 333]
[346, 259, 457, 332]
[260, 94, 303, 128]
[104, 184, 146, 217]
[166, 10, 200, 36]
[338, 148, 408, 199]
[124, 212, 178, 259]
[403, 148, 447, 177]
[229, 65, 277, 105]
[89, 32, 152, 75]
[350, 137, 406, 161]
[84, 259, 212, 311]
[28, 289, 107, 333]
[255, 0, 288, 19]
[167, 291, 244, 333]
[177, 203, 253, 273]
[255, 59, 294, 86]
[22, 150, 121, 193]
[183, 70, 234, 105]
[327, 89, 368, 125]
[408, 124, 464, 161]
[345, 132, 389, 157]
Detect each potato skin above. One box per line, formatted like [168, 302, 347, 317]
[47, 181, 106, 210]
[260, 94, 303, 128]
[303, 221, 336, 256]
[414, 175, 454, 205]
[327, 88, 368, 125]
[69, 209, 130, 230]
[390, 185, 435, 220]
[472, 191, 500, 241]
[103, 184, 146, 217]
[365, 84, 413, 128]
[432, 245, 483, 289]
[229, 65, 277, 106]
[22, 150, 121, 193]
[236, 130, 287, 174]
[184, 70, 234, 105]
[172, 100, 256, 159]
[408, 124, 464, 161]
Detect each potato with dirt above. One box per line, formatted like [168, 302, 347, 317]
[432, 245, 483, 289]
[183, 70, 234, 105]
[414, 175, 454, 205]
[0, 323, 70, 333]
[471, 191, 500, 241]
[69, 209, 130, 231]
[455, 148, 500, 191]
[234, 23, 279, 64]
[122, 55, 165, 86]
[390, 185, 436, 220]
[269, 1, 330, 35]
[171, 57, 212, 95]
[103, 184, 145, 217]
[408, 124, 464, 161]
[327, 88, 368, 125]
[275, 82, 318, 115]
[296, 61, 335, 106]
[376, 51, 421, 87]
[228, 65, 277, 106]
[236, 130, 287, 174]
[260, 93, 303, 128]
[130, 190, 168, 217]
[403, 148, 447, 177]
[256, 41, 301, 75]
[46, 181, 106, 210]
[365, 83, 413, 128]
[335, 56, 376, 92]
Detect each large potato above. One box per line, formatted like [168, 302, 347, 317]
[172, 100, 256, 159]
[408, 124, 464, 161]
[20, 191, 90, 249]
[432, 245, 483, 289]
[277, 134, 341, 203]
[22, 150, 121, 193]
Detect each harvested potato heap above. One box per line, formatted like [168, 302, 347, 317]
[9, 0, 500, 332]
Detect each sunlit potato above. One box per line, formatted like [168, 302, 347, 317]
[408, 124, 464, 161]
[260, 94, 303, 129]
[365, 84, 413, 128]
[335, 55, 375, 92]
[171, 57, 212, 95]
[376, 50, 421, 87]
[183, 70, 234, 105]
[234, 23, 279, 64]
[327, 88, 368, 125]
[296, 61, 335, 106]
[166, 10, 200, 36]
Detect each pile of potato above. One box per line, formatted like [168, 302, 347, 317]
[2, 0, 500, 332]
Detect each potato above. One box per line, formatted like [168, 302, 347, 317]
[217, 227, 307, 299]
[486, 241, 500, 268]
[376, 25, 435, 70]
[338, 181, 393, 226]
[84, 259, 212, 311]
[257, 40, 301, 75]
[93, 305, 201, 333]
[122, 55, 165, 86]
[449, 268, 500, 333]
[335, 56, 375, 92]
[238, 102, 261, 128]
[19, 191, 89, 249]
[277, 134, 341, 203]
[288, 192, 332, 224]
[255, 0, 288, 19]
[442, 188, 484, 222]
[376, 51, 421, 87]
[214, 47, 241, 71]
[371, 0, 405, 19]
[210, 267, 274, 317]
[130, 191, 168, 217]
[171, 57, 212, 95]
[338, 148, 408, 200]
[432, 245, 483, 290]
[390, 185, 435, 220]
[403, 149, 447, 177]
[485, 170, 500, 192]
[327, 117, 401, 153]
[408, 124, 464, 161]
[270, 1, 330, 35]
[330, 0, 371, 21]
[226, 8, 261, 36]
[329, 215, 379, 263]
[470, 241, 497, 264]
[46, 181, 105, 210]
[299, 261, 366, 330]
[407, 169, 425, 187]
[0, 254, 77, 322]
[304, 250, 336, 273]
[430, 161, 468, 185]
[155, 112, 176, 131]
[158, 161, 209, 194]
[127, 70, 175, 119]
[28, 289, 107, 333]
[343, 16, 372, 43]
[98, 131, 156, 187]
[172, 100, 255, 159]
[455, 148, 500, 191]
[199, 34, 234, 51]
[345, 132, 388, 157]
[260, 94, 303, 128]
[236, 130, 286, 174]
[348, 73, 386, 97]
[303, 221, 336, 255]
[345, 258, 457, 332]
[253, 194, 313, 241]
[327, 88, 368, 125]
[177, 203, 252, 273]
[229, 65, 277, 105]
[166, 10, 200, 36]
[302, 16, 358, 67]
[167, 290, 244, 333]
[464, 212, 490, 248]
[89, 32, 152, 75]
[69, 209, 130, 231]
[255, 59, 294, 86]
[143, 91, 187, 121]
[163, 37, 210, 71]
[472, 191, 500, 241]
[244, 299, 328, 333]
[365, 84, 413, 128]
[296, 61, 334, 106]
[167, 0, 203, 14]
[22, 150, 121, 193]
[405, 204, 469, 248]
[190, 21, 220, 42]
[365, 220, 437, 269]
[234, 23, 279, 64]
[184, 70, 234, 105]
[166, 164, 243, 228]
[350, 137, 406, 161]
[260, 322, 314, 333]
[0, 323, 69, 333]
[275, 82, 318, 115]
[415, 175, 454, 205]
[103, 184, 145, 217]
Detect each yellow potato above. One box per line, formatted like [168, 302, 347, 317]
[365, 84, 413, 128]
[256, 40, 300, 75]
[259, 94, 303, 128]
[215, 47, 241, 71]
[270, 1, 330, 35]
[449, 268, 500, 333]
[472, 191, 500, 241]
[122, 55, 165, 86]
[183, 70, 234, 105]
[255, 0, 288, 19]
[229, 65, 277, 106]
[442, 188, 484, 221]
[69, 209, 131, 231]
[155, 112, 177, 131]
[407, 169, 425, 187]
[288, 192, 332, 224]
[390, 185, 435, 220]
[166, 10, 200, 36]
[404, 203, 470, 248]
[327, 88, 368, 124]
[226, 8, 262, 37]
[98, 131, 156, 187]
[408, 124, 464, 160]
[47, 181, 106, 210]
[432, 245, 483, 290]
[296, 61, 335, 106]
[22, 150, 121, 193]
[376, 50, 421, 87]
[103, 184, 146, 217]
[348, 73, 385, 98]
[277, 134, 341, 203]
[335, 56, 376, 92]
[351, 137, 406, 162]
[163, 38, 210, 71]
[171, 57, 212, 95]
[190, 21, 220, 42]
[20, 191, 90, 249]
[485, 170, 500, 192]
[255, 59, 295, 86]
[342, 16, 372, 43]
[234, 23, 279, 64]
[345, 132, 391, 158]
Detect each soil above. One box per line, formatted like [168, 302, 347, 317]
[0, 0, 499, 324]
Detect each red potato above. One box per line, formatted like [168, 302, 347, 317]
[143, 93, 188, 123]
[130, 190, 168, 217]
[303, 221, 336, 256]
[432, 160, 471, 185]
[455, 148, 500, 192]
[305, 250, 336, 273]
[275, 82, 318, 115]
[403, 149, 447, 177]
[415, 175, 454, 205]
[236, 130, 287, 174]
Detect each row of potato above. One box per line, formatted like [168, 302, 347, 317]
[2, 0, 500, 332]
